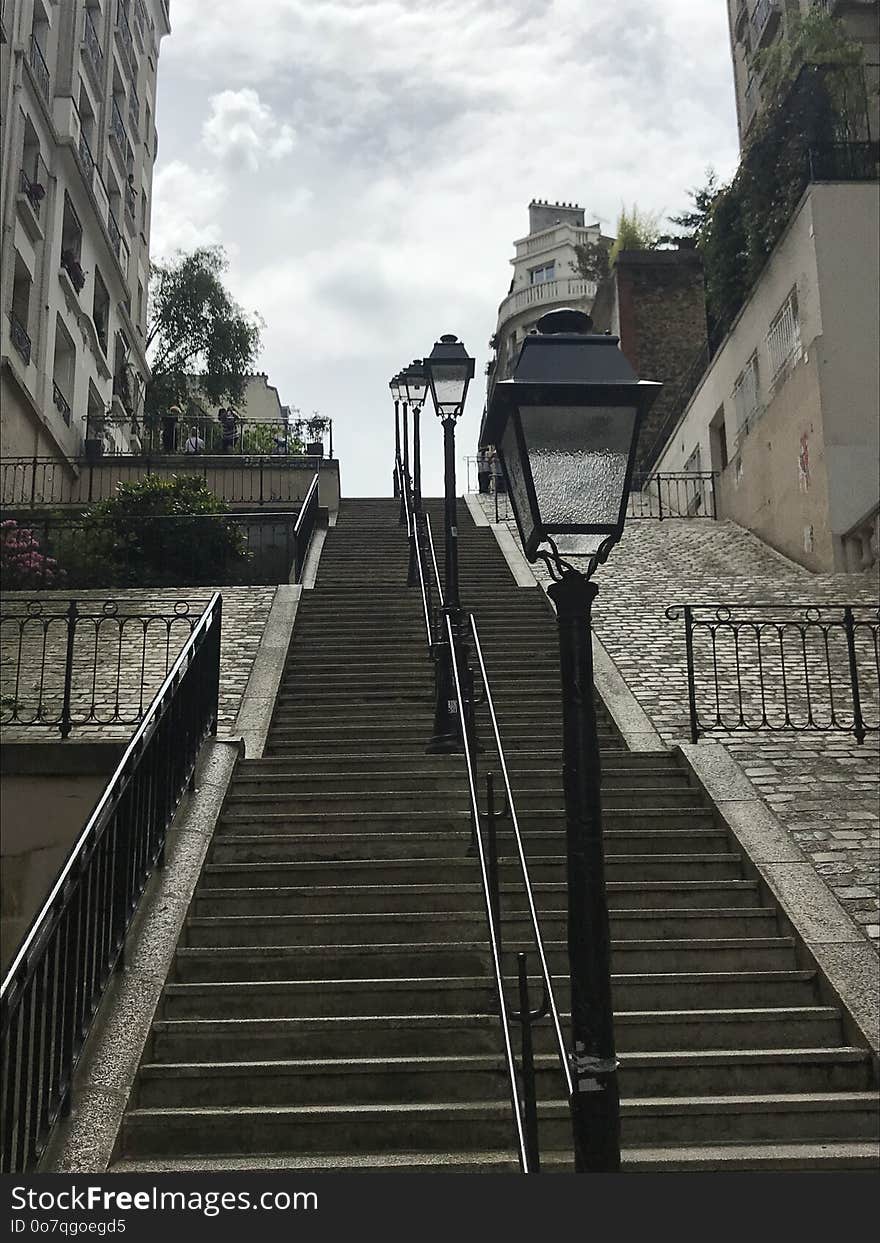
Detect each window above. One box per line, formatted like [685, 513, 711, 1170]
[733, 352, 761, 440]
[53, 315, 76, 426]
[92, 268, 110, 353]
[529, 262, 556, 285]
[709, 405, 728, 472]
[61, 193, 83, 263]
[10, 255, 33, 364]
[767, 287, 801, 382]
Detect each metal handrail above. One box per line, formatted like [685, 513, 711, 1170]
[397, 455, 433, 650]
[1, 593, 221, 1171]
[468, 615, 574, 1103]
[292, 470, 320, 581]
[442, 610, 531, 1172]
[425, 514, 444, 611]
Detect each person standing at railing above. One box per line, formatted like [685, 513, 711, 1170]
[183, 426, 205, 454]
[490, 447, 506, 494]
[162, 404, 182, 452]
[477, 445, 491, 494]
[218, 407, 240, 453]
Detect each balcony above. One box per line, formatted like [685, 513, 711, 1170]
[496, 276, 597, 329]
[82, 9, 103, 85]
[76, 125, 95, 182]
[110, 96, 128, 160]
[125, 180, 137, 226]
[17, 161, 48, 239]
[743, 76, 760, 131]
[107, 208, 129, 271]
[128, 88, 140, 137]
[9, 314, 32, 365]
[514, 223, 596, 261]
[733, 0, 750, 41]
[751, 0, 781, 49]
[52, 381, 72, 426]
[114, 1, 135, 76]
[29, 35, 50, 103]
[60, 249, 86, 294]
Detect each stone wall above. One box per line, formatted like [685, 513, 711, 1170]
[478, 492, 880, 945]
[1, 586, 277, 741]
[592, 248, 708, 474]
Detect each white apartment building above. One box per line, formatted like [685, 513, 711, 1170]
[653, 181, 879, 573]
[0, 0, 170, 462]
[728, 0, 879, 145]
[492, 200, 609, 382]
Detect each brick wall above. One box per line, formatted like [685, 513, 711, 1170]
[479, 492, 880, 945]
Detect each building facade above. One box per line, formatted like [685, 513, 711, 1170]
[653, 181, 879, 572]
[728, 0, 880, 145]
[0, 0, 170, 462]
[490, 200, 610, 384]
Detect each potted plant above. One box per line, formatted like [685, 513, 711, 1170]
[305, 413, 328, 457]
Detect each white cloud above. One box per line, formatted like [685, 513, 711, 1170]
[150, 160, 226, 259]
[202, 88, 296, 172]
[152, 0, 741, 495]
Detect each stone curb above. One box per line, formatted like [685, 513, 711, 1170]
[230, 585, 301, 759]
[40, 739, 240, 1173]
[676, 742, 879, 1056]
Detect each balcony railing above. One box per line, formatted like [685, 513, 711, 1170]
[18, 166, 46, 217]
[52, 381, 72, 426]
[9, 314, 32, 365]
[752, 0, 780, 47]
[115, 0, 134, 72]
[29, 35, 50, 102]
[515, 224, 595, 260]
[110, 96, 127, 154]
[107, 206, 122, 254]
[76, 124, 95, 181]
[82, 9, 103, 82]
[128, 89, 140, 136]
[743, 76, 760, 130]
[497, 276, 597, 326]
[125, 180, 137, 224]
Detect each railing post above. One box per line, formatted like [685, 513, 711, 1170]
[656, 475, 664, 521]
[517, 953, 540, 1174]
[684, 605, 699, 744]
[843, 606, 866, 744]
[30, 455, 38, 507]
[60, 600, 78, 739]
[711, 474, 718, 520]
[259, 460, 264, 506]
[486, 773, 500, 931]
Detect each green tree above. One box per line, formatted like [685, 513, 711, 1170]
[608, 205, 663, 265]
[751, 7, 863, 116]
[145, 246, 263, 429]
[572, 238, 611, 283]
[83, 475, 247, 585]
[669, 168, 720, 245]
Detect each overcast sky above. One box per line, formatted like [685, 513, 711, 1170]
[152, 0, 740, 497]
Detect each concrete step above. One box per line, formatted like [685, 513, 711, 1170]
[208, 828, 735, 863]
[148, 1007, 844, 1062]
[240, 750, 673, 774]
[215, 809, 718, 835]
[134, 1047, 873, 1110]
[182, 908, 782, 947]
[202, 856, 747, 888]
[219, 787, 706, 815]
[228, 766, 688, 794]
[119, 1093, 880, 1158]
[110, 1139, 880, 1173]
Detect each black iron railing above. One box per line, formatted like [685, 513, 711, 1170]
[628, 472, 718, 520]
[0, 510, 313, 589]
[1, 455, 324, 509]
[52, 383, 72, 426]
[8, 314, 32, 365]
[292, 471, 320, 582]
[667, 603, 880, 744]
[29, 35, 50, 101]
[1, 599, 203, 737]
[82, 8, 103, 81]
[116, 416, 332, 458]
[0, 593, 222, 1173]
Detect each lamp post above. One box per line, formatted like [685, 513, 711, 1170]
[400, 360, 428, 519]
[423, 333, 475, 752]
[390, 374, 402, 498]
[484, 307, 661, 1173]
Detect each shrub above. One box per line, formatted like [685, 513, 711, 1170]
[0, 520, 64, 589]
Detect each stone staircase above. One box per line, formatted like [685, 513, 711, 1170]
[111, 496, 879, 1172]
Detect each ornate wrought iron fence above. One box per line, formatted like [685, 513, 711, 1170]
[0, 593, 221, 1173]
[667, 603, 880, 744]
[628, 473, 718, 520]
[1, 600, 201, 737]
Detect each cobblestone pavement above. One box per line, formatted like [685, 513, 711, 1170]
[477, 493, 880, 945]
[1, 587, 277, 741]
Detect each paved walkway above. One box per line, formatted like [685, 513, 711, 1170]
[477, 494, 880, 945]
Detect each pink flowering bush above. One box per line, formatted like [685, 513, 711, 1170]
[0, 519, 64, 589]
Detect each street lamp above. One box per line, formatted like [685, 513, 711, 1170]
[400, 360, 428, 517]
[423, 333, 475, 752]
[484, 306, 661, 1173]
[390, 373, 402, 499]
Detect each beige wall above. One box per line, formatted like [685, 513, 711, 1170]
[1, 772, 108, 968]
[654, 183, 879, 572]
